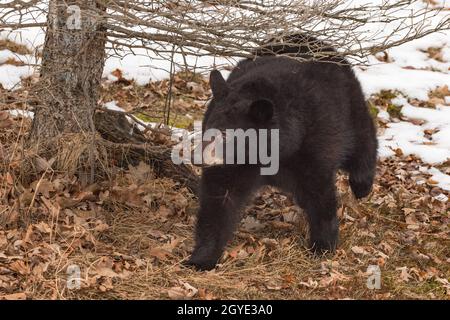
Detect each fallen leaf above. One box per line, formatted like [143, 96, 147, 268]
[351, 246, 369, 255]
[167, 286, 186, 299]
[241, 216, 265, 232]
[270, 220, 294, 230]
[0, 292, 26, 300]
[167, 281, 198, 299]
[396, 267, 412, 282]
[198, 288, 215, 300]
[149, 247, 172, 261]
[9, 260, 30, 275]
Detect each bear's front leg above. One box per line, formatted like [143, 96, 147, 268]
[296, 170, 339, 254]
[186, 166, 258, 271]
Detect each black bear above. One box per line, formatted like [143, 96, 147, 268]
[186, 35, 378, 271]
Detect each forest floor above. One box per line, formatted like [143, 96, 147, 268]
[0, 71, 449, 300]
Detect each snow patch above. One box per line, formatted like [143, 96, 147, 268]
[0, 64, 34, 90]
[427, 168, 450, 192]
[8, 109, 34, 119]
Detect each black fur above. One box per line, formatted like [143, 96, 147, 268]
[187, 35, 378, 271]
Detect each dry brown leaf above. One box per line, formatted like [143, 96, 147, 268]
[266, 279, 282, 290]
[31, 179, 55, 198]
[396, 267, 412, 282]
[351, 246, 369, 255]
[241, 216, 265, 232]
[167, 286, 186, 299]
[167, 281, 198, 299]
[227, 243, 245, 259]
[198, 288, 215, 300]
[149, 247, 172, 261]
[282, 211, 300, 223]
[428, 97, 445, 107]
[299, 277, 318, 288]
[260, 238, 278, 249]
[405, 215, 421, 230]
[128, 161, 153, 182]
[6, 172, 13, 185]
[270, 220, 294, 230]
[9, 260, 30, 275]
[0, 112, 14, 129]
[33, 156, 54, 172]
[94, 220, 109, 232]
[0, 292, 26, 300]
[34, 222, 52, 234]
[95, 267, 119, 278]
[319, 271, 350, 287]
[181, 281, 198, 298]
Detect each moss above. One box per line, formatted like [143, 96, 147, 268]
[377, 90, 398, 101]
[169, 116, 195, 129]
[175, 71, 205, 83]
[369, 90, 403, 119]
[134, 112, 197, 129]
[368, 101, 379, 119]
[387, 103, 402, 119]
[134, 113, 158, 123]
[414, 280, 446, 295]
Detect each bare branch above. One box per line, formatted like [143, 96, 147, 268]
[1, 0, 449, 69]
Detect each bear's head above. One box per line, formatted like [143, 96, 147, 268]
[198, 70, 281, 168]
[204, 70, 278, 132]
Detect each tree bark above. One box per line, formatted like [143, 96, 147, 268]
[30, 0, 106, 140]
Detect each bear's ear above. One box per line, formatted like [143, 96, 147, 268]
[210, 70, 229, 99]
[248, 99, 274, 123]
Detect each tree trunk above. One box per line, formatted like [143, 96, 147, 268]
[24, 0, 199, 192]
[30, 0, 106, 140]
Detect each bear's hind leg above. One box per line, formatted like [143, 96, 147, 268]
[348, 161, 375, 199]
[345, 95, 378, 199]
[345, 128, 377, 199]
[295, 169, 339, 254]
